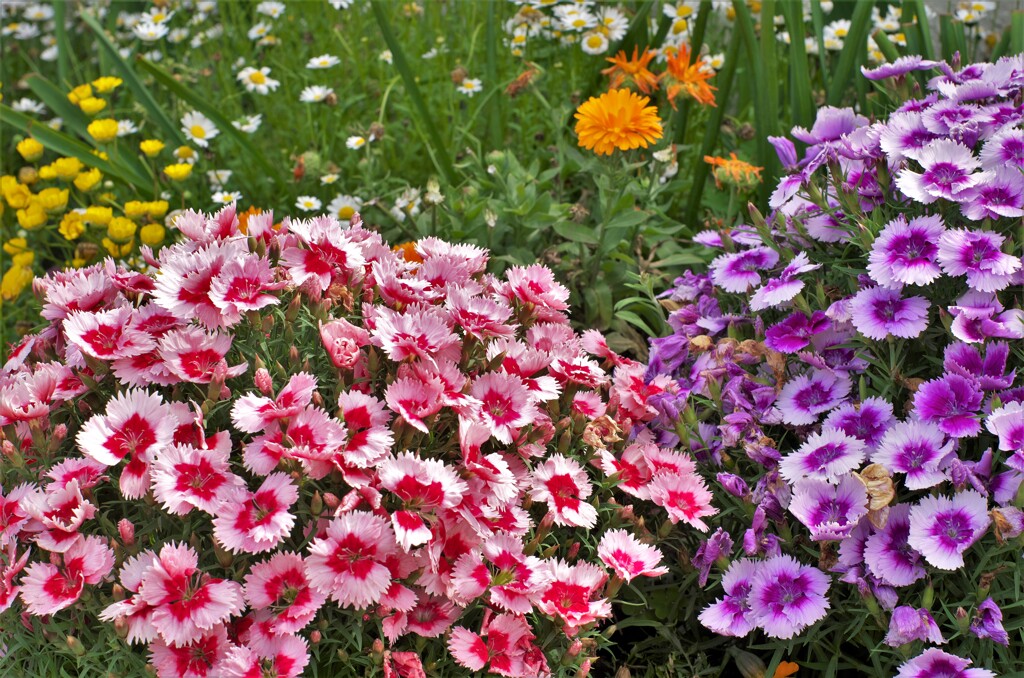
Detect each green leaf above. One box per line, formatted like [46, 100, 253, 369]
[781, 0, 815, 129]
[24, 74, 92, 139]
[908, 0, 936, 60]
[78, 12, 186, 147]
[52, 1, 71, 88]
[551, 221, 598, 245]
[826, 0, 875, 106]
[0, 105, 154, 195]
[938, 15, 968, 62]
[135, 59, 282, 185]
[615, 310, 656, 337]
[1013, 11, 1024, 54]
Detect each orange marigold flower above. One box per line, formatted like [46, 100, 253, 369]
[602, 46, 659, 95]
[661, 45, 717, 109]
[704, 153, 763, 188]
[393, 241, 424, 263]
[772, 661, 799, 678]
[574, 88, 663, 156]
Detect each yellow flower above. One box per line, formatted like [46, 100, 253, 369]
[140, 222, 166, 247]
[12, 250, 33, 267]
[84, 205, 113, 226]
[59, 211, 87, 240]
[102, 237, 134, 257]
[16, 137, 44, 162]
[574, 88, 663, 156]
[74, 168, 102, 192]
[174, 146, 196, 163]
[52, 157, 84, 180]
[92, 149, 110, 161]
[38, 164, 57, 180]
[148, 200, 169, 218]
[91, 76, 123, 93]
[78, 97, 108, 116]
[16, 200, 47, 230]
[124, 200, 148, 218]
[107, 216, 137, 243]
[163, 163, 193, 181]
[3, 238, 29, 256]
[36, 187, 69, 213]
[1, 265, 33, 301]
[87, 119, 119, 143]
[1, 176, 32, 209]
[67, 83, 93, 105]
[139, 139, 165, 157]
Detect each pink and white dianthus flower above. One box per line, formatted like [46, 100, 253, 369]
[469, 372, 539, 445]
[0, 543, 30, 613]
[597, 529, 668, 582]
[221, 634, 310, 678]
[378, 452, 468, 550]
[337, 391, 394, 467]
[213, 473, 298, 554]
[529, 454, 598, 529]
[208, 254, 285, 326]
[77, 388, 175, 470]
[648, 471, 717, 531]
[148, 625, 232, 678]
[503, 264, 570, 312]
[481, 532, 545, 614]
[19, 534, 113, 615]
[231, 372, 317, 434]
[319, 318, 371, 370]
[385, 375, 444, 434]
[21, 479, 96, 552]
[159, 326, 248, 384]
[99, 550, 162, 644]
[372, 305, 461, 364]
[445, 286, 515, 340]
[137, 542, 245, 647]
[533, 559, 611, 636]
[281, 215, 366, 290]
[243, 552, 326, 634]
[448, 613, 536, 677]
[305, 511, 398, 608]
[153, 239, 245, 329]
[151, 437, 245, 516]
[63, 305, 155, 360]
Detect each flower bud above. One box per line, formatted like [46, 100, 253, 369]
[118, 519, 135, 547]
[310, 630, 321, 644]
[255, 367, 273, 395]
[66, 636, 86, 656]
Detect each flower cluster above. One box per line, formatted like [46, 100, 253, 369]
[644, 54, 1023, 673]
[0, 204, 715, 676]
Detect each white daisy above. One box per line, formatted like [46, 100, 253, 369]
[46, 117, 63, 131]
[329, 0, 354, 8]
[236, 66, 280, 95]
[456, 78, 483, 97]
[133, 21, 168, 41]
[22, 4, 55, 21]
[595, 7, 627, 41]
[247, 22, 271, 40]
[327, 194, 363, 224]
[175, 146, 198, 165]
[40, 45, 58, 61]
[168, 27, 190, 44]
[11, 98, 45, 114]
[232, 114, 263, 134]
[295, 196, 322, 212]
[300, 85, 334, 103]
[346, 135, 366, 150]
[580, 30, 609, 55]
[181, 111, 219, 148]
[212, 190, 243, 204]
[116, 120, 139, 137]
[207, 170, 233, 189]
[306, 54, 340, 69]
[141, 7, 175, 24]
[144, 49, 164, 62]
[379, 49, 393, 64]
[256, 1, 286, 18]
[13, 23, 40, 40]
[320, 173, 340, 185]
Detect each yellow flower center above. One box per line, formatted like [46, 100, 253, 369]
[249, 71, 267, 85]
[190, 125, 207, 139]
[337, 206, 355, 220]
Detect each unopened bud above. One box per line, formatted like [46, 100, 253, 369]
[52, 423, 68, 442]
[65, 635, 85, 656]
[310, 630, 321, 644]
[323, 492, 341, 509]
[310, 491, 323, 515]
[255, 368, 273, 395]
[117, 519, 135, 547]
[289, 345, 300, 366]
[566, 542, 580, 559]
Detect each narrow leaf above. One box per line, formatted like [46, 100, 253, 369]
[826, 0, 875, 106]
[781, 0, 815, 128]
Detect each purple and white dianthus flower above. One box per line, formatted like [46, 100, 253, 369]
[748, 252, 820, 312]
[747, 554, 830, 639]
[921, 101, 987, 146]
[878, 111, 937, 162]
[821, 397, 895, 452]
[948, 290, 1024, 343]
[884, 606, 945, 647]
[944, 341, 1016, 391]
[709, 246, 780, 293]
[691, 528, 734, 587]
[697, 558, 758, 637]
[765, 310, 830, 354]
[861, 55, 940, 81]
[979, 126, 1024, 171]
[788, 476, 868, 542]
[863, 504, 926, 587]
[777, 369, 851, 426]
[913, 373, 983, 438]
[895, 648, 995, 678]
[872, 420, 955, 490]
[959, 167, 1024, 221]
[970, 598, 1009, 646]
[908, 490, 990, 570]
[895, 138, 980, 204]
[778, 427, 866, 483]
[866, 214, 945, 288]
[849, 287, 930, 340]
[937, 228, 1021, 293]
[986, 401, 1024, 452]
[790, 106, 868, 147]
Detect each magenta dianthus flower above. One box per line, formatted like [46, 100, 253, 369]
[747, 554, 830, 639]
[895, 648, 995, 678]
[866, 215, 945, 289]
[849, 287, 929, 341]
[908, 490, 990, 570]
[777, 369, 851, 426]
[912, 374, 983, 438]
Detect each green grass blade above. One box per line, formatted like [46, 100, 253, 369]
[992, 25, 1012, 60]
[809, 0, 830, 94]
[78, 12, 186, 147]
[909, 0, 936, 60]
[871, 30, 903, 64]
[52, 0, 71, 88]
[826, 0, 874, 106]
[939, 15, 968, 62]
[370, 0, 457, 185]
[135, 59, 283, 185]
[0, 105, 154, 194]
[756, 0, 779, 206]
[682, 29, 740, 228]
[782, 0, 814, 129]
[484, 1, 501, 150]
[1012, 11, 1024, 54]
[24, 74, 92, 138]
